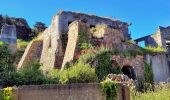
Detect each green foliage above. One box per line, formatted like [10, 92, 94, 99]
[78, 31, 92, 50]
[0, 43, 16, 86]
[1, 62, 52, 87]
[17, 39, 29, 50]
[60, 62, 98, 84]
[143, 46, 166, 54]
[95, 48, 113, 81]
[101, 79, 118, 100]
[0, 41, 5, 46]
[2, 87, 12, 100]
[121, 47, 144, 57]
[144, 61, 154, 91]
[78, 43, 93, 50]
[78, 47, 122, 81]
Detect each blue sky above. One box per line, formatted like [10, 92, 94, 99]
[0, 0, 170, 39]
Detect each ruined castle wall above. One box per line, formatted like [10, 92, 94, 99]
[57, 11, 130, 39]
[61, 21, 90, 70]
[18, 40, 43, 68]
[146, 53, 170, 82]
[144, 30, 162, 47]
[39, 15, 64, 71]
[112, 55, 144, 80]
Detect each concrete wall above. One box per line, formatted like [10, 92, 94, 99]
[146, 53, 170, 82]
[12, 83, 130, 100]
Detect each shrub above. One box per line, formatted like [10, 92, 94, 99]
[144, 61, 154, 91]
[0, 43, 16, 87]
[1, 62, 50, 87]
[101, 79, 119, 100]
[78, 43, 93, 50]
[2, 87, 12, 100]
[78, 46, 122, 81]
[59, 62, 98, 84]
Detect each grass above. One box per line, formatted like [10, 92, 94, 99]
[17, 39, 29, 50]
[131, 83, 170, 100]
[143, 46, 167, 54]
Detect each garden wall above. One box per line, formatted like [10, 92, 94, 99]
[12, 83, 130, 100]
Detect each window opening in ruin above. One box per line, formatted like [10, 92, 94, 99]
[68, 21, 73, 26]
[90, 25, 95, 28]
[138, 41, 145, 47]
[122, 65, 136, 80]
[166, 40, 170, 52]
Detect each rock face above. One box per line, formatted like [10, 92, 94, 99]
[0, 24, 17, 53]
[18, 11, 144, 79]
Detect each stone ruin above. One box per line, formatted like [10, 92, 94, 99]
[135, 26, 170, 82]
[0, 24, 17, 53]
[18, 11, 144, 80]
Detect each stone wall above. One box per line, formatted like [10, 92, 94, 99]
[61, 21, 90, 69]
[0, 24, 17, 53]
[18, 11, 132, 71]
[12, 83, 130, 100]
[57, 11, 131, 39]
[146, 53, 170, 82]
[18, 40, 43, 68]
[112, 55, 144, 80]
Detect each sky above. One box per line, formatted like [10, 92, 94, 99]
[0, 0, 170, 40]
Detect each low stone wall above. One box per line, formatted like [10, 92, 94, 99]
[12, 83, 130, 100]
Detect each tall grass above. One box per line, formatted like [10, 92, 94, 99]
[131, 83, 170, 100]
[143, 46, 167, 54]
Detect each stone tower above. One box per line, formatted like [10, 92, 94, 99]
[0, 24, 17, 53]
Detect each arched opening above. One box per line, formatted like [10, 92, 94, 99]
[122, 65, 136, 80]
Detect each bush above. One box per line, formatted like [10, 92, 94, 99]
[1, 87, 12, 100]
[78, 47, 122, 81]
[144, 61, 154, 91]
[0, 43, 16, 86]
[101, 79, 119, 100]
[60, 62, 98, 84]
[1, 62, 51, 87]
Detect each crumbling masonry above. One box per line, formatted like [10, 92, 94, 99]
[18, 11, 144, 80]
